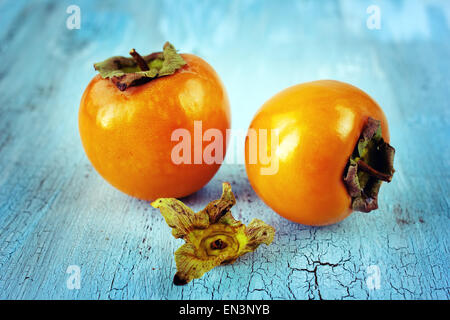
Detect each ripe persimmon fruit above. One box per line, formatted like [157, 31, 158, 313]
[245, 80, 395, 226]
[79, 43, 230, 200]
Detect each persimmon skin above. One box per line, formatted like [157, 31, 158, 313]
[245, 80, 389, 226]
[79, 54, 230, 200]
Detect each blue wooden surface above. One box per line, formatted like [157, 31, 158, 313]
[0, 0, 449, 300]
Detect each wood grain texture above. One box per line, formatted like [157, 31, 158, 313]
[0, 0, 448, 299]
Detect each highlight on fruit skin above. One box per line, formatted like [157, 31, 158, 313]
[244, 80, 395, 226]
[151, 182, 275, 285]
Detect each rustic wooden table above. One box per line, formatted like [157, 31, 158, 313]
[0, 0, 448, 299]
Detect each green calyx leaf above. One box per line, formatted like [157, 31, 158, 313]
[343, 117, 396, 213]
[93, 42, 186, 91]
[151, 183, 275, 286]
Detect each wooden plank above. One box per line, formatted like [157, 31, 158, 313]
[0, 0, 448, 299]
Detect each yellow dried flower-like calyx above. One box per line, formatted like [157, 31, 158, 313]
[151, 182, 275, 285]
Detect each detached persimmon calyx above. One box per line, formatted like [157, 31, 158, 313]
[93, 42, 186, 91]
[344, 117, 395, 212]
[151, 182, 275, 286]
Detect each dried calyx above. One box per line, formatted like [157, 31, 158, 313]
[93, 42, 186, 91]
[344, 117, 395, 212]
[151, 183, 275, 286]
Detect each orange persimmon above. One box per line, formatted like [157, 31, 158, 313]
[245, 80, 395, 226]
[79, 43, 230, 200]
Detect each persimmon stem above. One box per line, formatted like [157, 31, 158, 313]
[129, 48, 149, 71]
[357, 159, 392, 182]
[210, 239, 227, 250]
